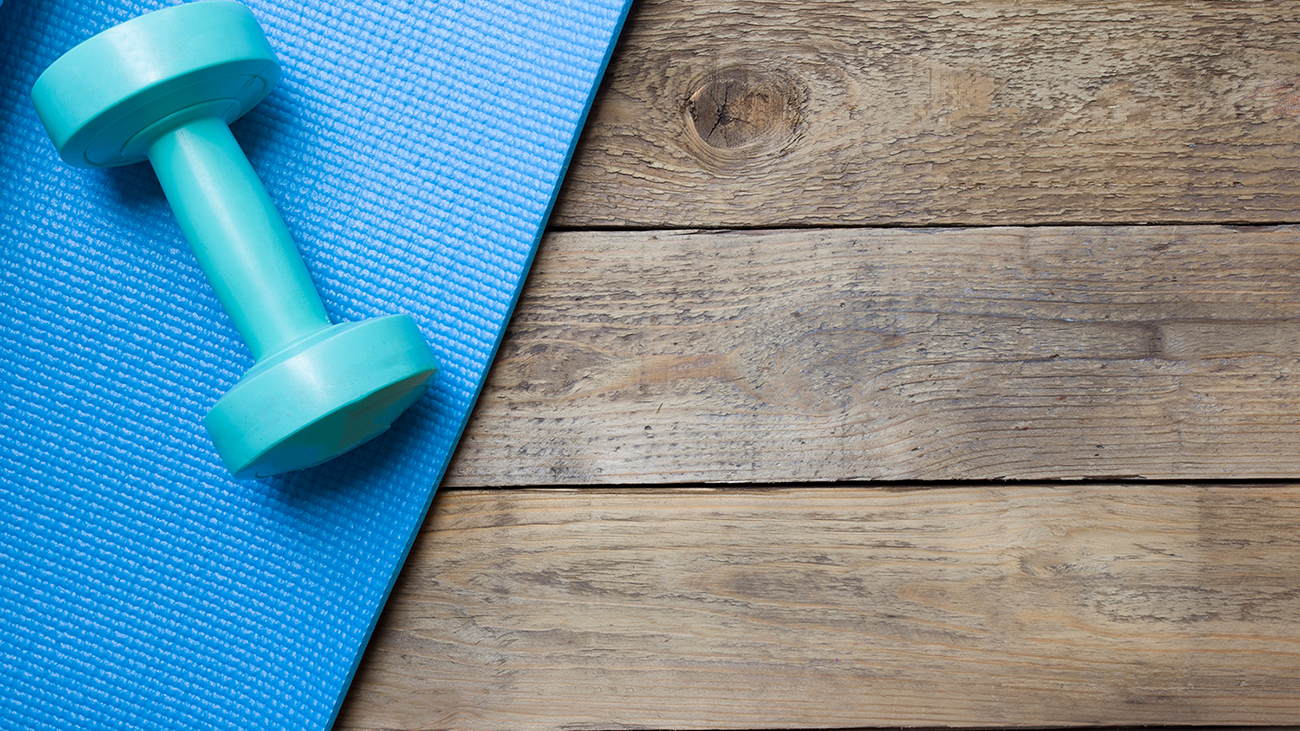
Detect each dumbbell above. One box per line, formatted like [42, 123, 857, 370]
[32, 2, 438, 479]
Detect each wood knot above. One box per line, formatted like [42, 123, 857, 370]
[683, 68, 800, 164]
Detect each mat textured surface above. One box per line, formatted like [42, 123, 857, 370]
[0, 0, 630, 728]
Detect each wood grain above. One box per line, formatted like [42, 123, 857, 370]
[346, 4, 1300, 728]
[445, 225, 1300, 486]
[337, 485, 1300, 730]
[551, 0, 1300, 228]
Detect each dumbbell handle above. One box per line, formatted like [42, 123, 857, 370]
[149, 116, 331, 361]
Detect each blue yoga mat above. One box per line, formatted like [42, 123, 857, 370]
[0, 1, 629, 728]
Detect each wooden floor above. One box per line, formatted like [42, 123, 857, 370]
[337, 1, 1300, 729]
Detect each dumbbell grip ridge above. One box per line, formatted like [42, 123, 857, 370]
[150, 116, 331, 361]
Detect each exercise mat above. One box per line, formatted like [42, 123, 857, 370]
[0, 0, 630, 728]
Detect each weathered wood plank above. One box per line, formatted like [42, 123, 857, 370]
[337, 485, 1300, 730]
[552, 0, 1300, 228]
[445, 226, 1300, 485]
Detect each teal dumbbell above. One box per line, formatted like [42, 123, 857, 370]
[32, 2, 437, 479]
